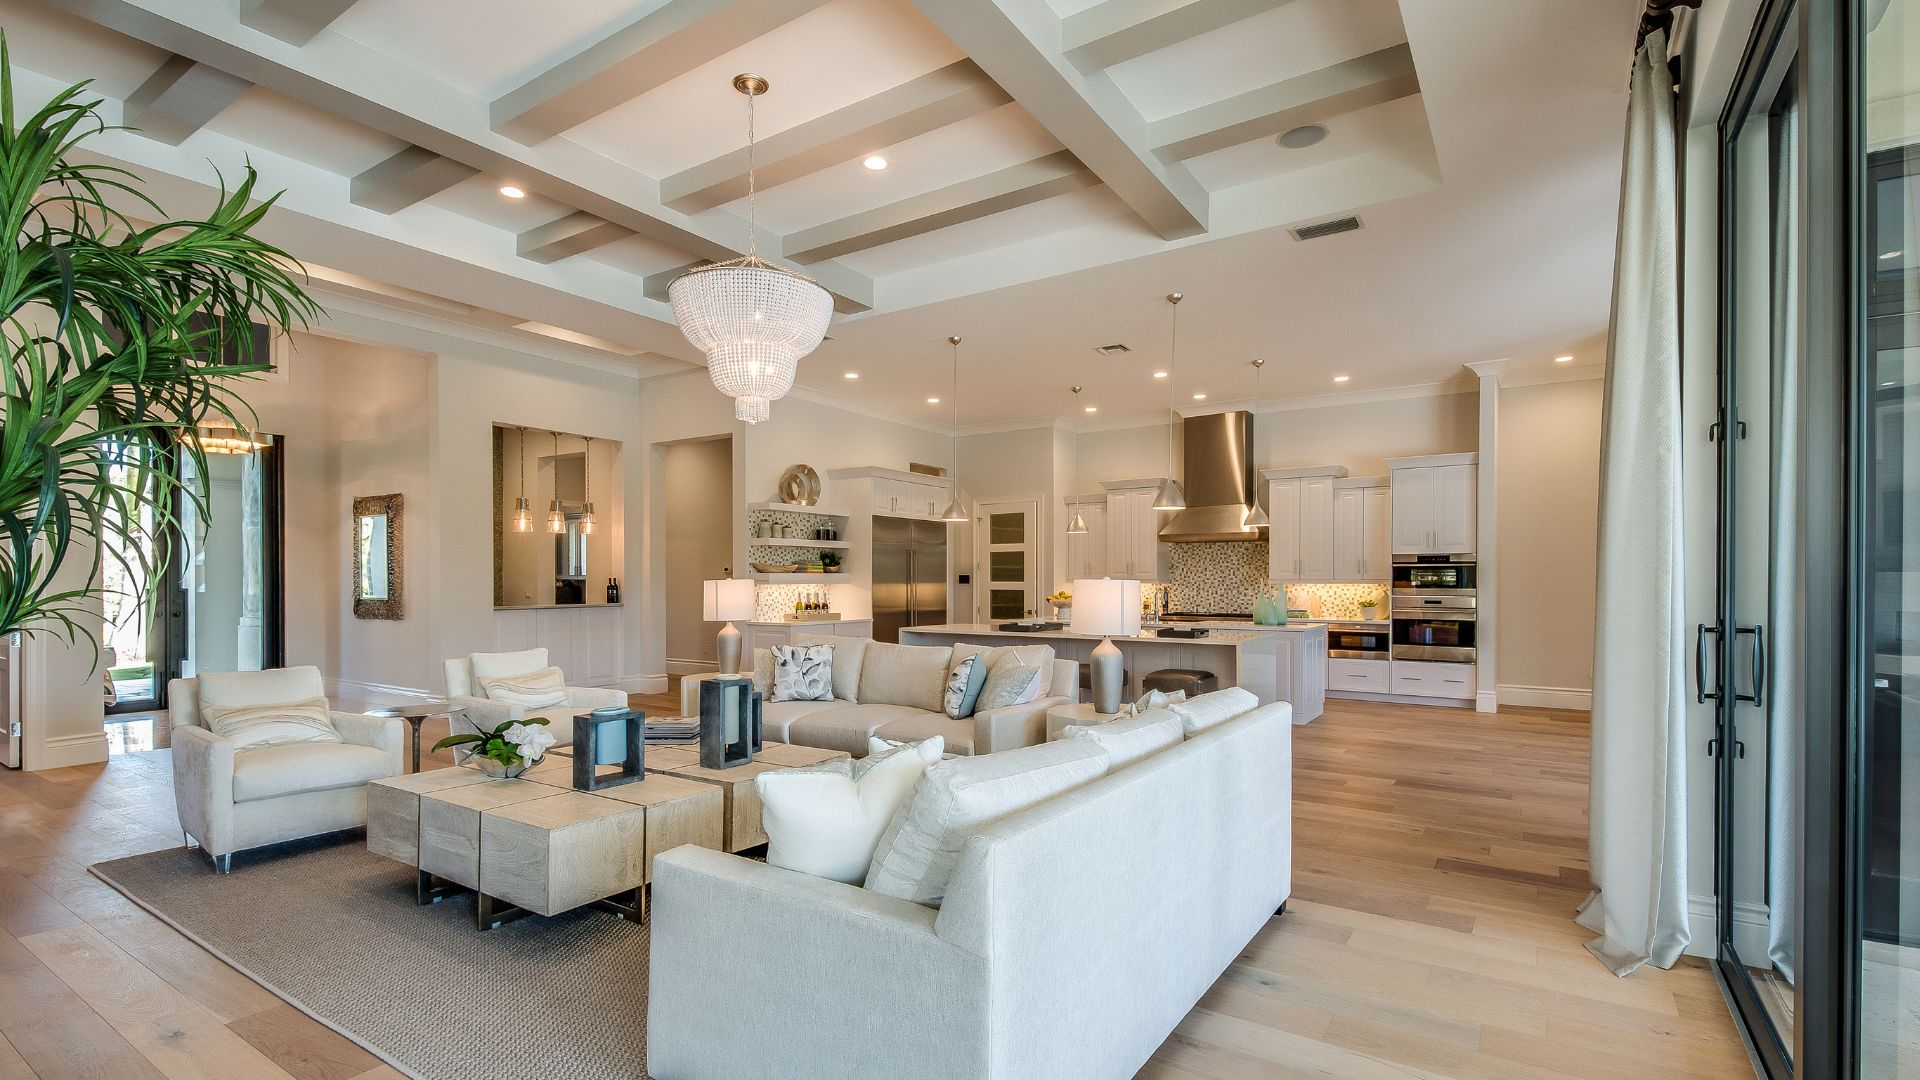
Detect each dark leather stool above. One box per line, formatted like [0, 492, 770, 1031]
[1141, 668, 1217, 697]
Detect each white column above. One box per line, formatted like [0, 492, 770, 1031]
[1465, 359, 1506, 713]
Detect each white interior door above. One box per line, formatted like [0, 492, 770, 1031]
[975, 499, 1039, 622]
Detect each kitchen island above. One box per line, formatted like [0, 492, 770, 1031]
[900, 623, 1326, 723]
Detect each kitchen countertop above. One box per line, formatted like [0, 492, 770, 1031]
[1141, 619, 1337, 633]
[906, 623, 1321, 645]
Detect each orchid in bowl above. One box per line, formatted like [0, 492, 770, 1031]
[433, 717, 556, 778]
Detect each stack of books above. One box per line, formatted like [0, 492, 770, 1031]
[644, 718, 701, 744]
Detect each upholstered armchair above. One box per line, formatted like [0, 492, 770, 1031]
[443, 648, 626, 748]
[170, 666, 405, 872]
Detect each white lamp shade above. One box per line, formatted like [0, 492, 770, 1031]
[703, 578, 757, 622]
[1070, 578, 1141, 638]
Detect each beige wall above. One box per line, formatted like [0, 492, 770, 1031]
[1495, 379, 1603, 696]
[664, 437, 734, 668]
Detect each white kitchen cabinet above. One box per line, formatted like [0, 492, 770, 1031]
[1261, 467, 1344, 582]
[872, 476, 948, 520]
[1327, 657, 1391, 694]
[1389, 659, 1475, 700]
[1062, 496, 1107, 580]
[1385, 453, 1478, 555]
[1101, 480, 1165, 580]
[1332, 476, 1392, 581]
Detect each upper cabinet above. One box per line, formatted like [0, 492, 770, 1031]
[1062, 495, 1108, 581]
[1385, 453, 1478, 555]
[1332, 476, 1392, 581]
[871, 474, 949, 520]
[1102, 480, 1166, 581]
[1262, 467, 1346, 582]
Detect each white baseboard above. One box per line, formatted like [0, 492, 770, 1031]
[621, 674, 669, 695]
[665, 659, 717, 677]
[31, 730, 109, 770]
[1686, 893, 1772, 959]
[1476, 690, 1499, 713]
[1497, 684, 1593, 710]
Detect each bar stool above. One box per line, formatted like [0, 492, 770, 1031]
[1141, 669, 1217, 697]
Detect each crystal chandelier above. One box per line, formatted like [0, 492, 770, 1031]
[668, 74, 833, 425]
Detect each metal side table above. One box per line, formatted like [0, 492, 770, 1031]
[368, 701, 467, 773]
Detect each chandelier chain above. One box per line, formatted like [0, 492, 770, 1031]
[745, 86, 759, 259]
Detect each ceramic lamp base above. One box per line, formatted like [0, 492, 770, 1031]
[1091, 637, 1125, 715]
[716, 622, 743, 674]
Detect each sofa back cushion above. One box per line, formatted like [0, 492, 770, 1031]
[795, 633, 866, 702]
[197, 666, 327, 715]
[1167, 686, 1260, 735]
[1062, 708, 1183, 767]
[469, 648, 550, 682]
[856, 642, 952, 713]
[864, 737, 1108, 907]
[476, 666, 569, 709]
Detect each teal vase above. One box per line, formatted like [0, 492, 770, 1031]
[1252, 589, 1282, 626]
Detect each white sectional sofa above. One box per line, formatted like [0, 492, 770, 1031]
[646, 695, 1293, 1080]
[680, 635, 1076, 756]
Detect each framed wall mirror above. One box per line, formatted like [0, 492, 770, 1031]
[353, 493, 403, 620]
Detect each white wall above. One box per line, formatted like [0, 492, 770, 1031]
[664, 437, 733, 669]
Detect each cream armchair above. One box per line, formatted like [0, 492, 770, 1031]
[443, 648, 626, 748]
[170, 666, 404, 873]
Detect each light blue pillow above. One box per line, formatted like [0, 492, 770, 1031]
[943, 654, 989, 718]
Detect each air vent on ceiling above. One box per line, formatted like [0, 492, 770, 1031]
[1094, 343, 1131, 355]
[1289, 216, 1363, 241]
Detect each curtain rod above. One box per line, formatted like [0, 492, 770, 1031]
[1636, 0, 1701, 50]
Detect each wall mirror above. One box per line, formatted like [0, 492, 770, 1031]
[493, 425, 622, 608]
[352, 493, 403, 620]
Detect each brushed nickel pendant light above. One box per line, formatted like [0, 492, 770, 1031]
[546, 431, 566, 534]
[1067, 384, 1088, 534]
[1153, 291, 1187, 511]
[940, 335, 969, 522]
[512, 426, 533, 532]
[579, 435, 596, 535]
[1244, 360, 1270, 529]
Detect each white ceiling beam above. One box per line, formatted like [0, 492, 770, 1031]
[662, 61, 1011, 213]
[121, 55, 250, 145]
[517, 212, 636, 263]
[903, 0, 1208, 240]
[642, 261, 709, 304]
[489, 0, 833, 144]
[349, 146, 479, 213]
[1062, 0, 1289, 72]
[237, 0, 360, 45]
[784, 150, 1097, 263]
[1148, 44, 1419, 161]
[39, 0, 874, 312]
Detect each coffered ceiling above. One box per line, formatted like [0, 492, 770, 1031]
[4, 0, 1638, 426]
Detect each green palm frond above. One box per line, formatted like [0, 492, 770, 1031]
[0, 31, 317, 642]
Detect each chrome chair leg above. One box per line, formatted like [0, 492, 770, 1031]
[212, 853, 232, 874]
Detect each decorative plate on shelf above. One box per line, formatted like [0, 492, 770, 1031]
[777, 465, 820, 506]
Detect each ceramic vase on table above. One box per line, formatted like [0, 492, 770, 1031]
[1252, 585, 1285, 626]
[474, 755, 530, 779]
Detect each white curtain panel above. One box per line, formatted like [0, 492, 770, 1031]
[1575, 28, 1692, 976]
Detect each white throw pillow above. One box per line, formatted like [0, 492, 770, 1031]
[1064, 708, 1182, 767]
[202, 696, 342, 751]
[1167, 686, 1260, 735]
[756, 736, 944, 884]
[942, 653, 988, 718]
[770, 643, 835, 703]
[865, 738, 1109, 907]
[475, 666, 569, 709]
[975, 656, 1041, 710]
[956, 643, 1054, 707]
[1121, 688, 1186, 717]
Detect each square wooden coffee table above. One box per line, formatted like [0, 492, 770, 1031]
[643, 741, 850, 851]
[367, 761, 722, 930]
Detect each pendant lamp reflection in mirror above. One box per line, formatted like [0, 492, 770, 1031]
[513, 426, 533, 532]
[940, 335, 969, 522]
[1243, 360, 1270, 529]
[546, 431, 566, 534]
[1154, 292, 1186, 511]
[580, 436, 596, 535]
[667, 74, 833, 425]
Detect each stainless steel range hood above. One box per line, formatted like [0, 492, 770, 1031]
[1159, 410, 1260, 542]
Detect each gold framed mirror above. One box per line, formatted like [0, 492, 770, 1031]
[353, 493, 403, 620]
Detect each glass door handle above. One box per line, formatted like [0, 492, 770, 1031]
[1734, 624, 1765, 705]
[1695, 623, 1721, 703]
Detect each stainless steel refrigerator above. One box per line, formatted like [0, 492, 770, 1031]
[872, 517, 947, 643]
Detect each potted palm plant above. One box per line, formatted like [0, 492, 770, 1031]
[0, 37, 314, 641]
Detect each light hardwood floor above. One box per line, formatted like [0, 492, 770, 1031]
[0, 695, 1755, 1079]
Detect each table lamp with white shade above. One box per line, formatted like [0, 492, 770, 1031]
[703, 578, 757, 674]
[1071, 577, 1141, 714]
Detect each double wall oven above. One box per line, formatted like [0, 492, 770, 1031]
[1390, 555, 1476, 663]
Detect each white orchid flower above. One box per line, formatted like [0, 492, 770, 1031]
[504, 722, 557, 763]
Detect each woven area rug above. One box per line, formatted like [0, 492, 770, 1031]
[90, 832, 651, 1080]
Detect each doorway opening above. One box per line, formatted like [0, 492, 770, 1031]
[663, 436, 735, 675]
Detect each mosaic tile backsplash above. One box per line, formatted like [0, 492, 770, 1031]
[1167, 541, 1387, 618]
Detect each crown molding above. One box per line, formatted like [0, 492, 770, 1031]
[1498, 363, 1607, 388]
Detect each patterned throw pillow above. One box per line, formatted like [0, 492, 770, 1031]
[975, 655, 1042, 711]
[942, 654, 988, 718]
[1121, 688, 1187, 717]
[770, 643, 835, 703]
[202, 697, 342, 751]
[475, 666, 569, 709]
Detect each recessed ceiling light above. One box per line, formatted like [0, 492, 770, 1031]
[499, 185, 526, 199]
[1085, 406, 1098, 413]
[1152, 370, 1168, 379]
[1883, 250, 1903, 260]
[1192, 393, 1207, 400]
[843, 371, 859, 379]
[927, 396, 940, 404]
[863, 155, 889, 171]
[1332, 375, 1350, 383]
[1276, 124, 1328, 149]
[1554, 355, 1574, 364]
